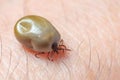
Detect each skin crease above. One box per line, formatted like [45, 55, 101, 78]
[0, 0, 120, 80]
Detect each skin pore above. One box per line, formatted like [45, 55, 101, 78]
[0, 0, 120, 80]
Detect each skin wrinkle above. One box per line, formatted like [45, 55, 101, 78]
[46, 61, 53, 80]
[86, 34, 101, 80]
[84, 29, 113, 79]
[96, 62, 104, 80]
[23, 49, 29, 80]
[76, 39, 92, 80]
[84, 32, 92, 80]
[107, 42, 115, 80]
[9, 57, 20, 79]
[98, 54, 112, 80]
[99, 26, 115, 78]
[85, 35, 101, 80]
[77, 40, 85, 60]
[0, 35, 2, 64]
[62, 40, 84, 80]
[44, 68, 50, 80]
[0, 73, 4, 80]
[115, 40, 120, 65]
[101, 64, 109, 80]
[78, 61, 89, 79]
[17, 49, 29, 80]
[33, 56, 51, 79]
[0, 35, 3, 79]
[74, 59, 83, 80]
[85, 8, 114, 79]
[50, 62, 67, 80]
[59, 0, 83, 43]
[105, 55, 113, 80]
[87, 32, 92, 69]
[59, 0, 80, 43]
[23, 0, 28, 15]
[101, 0, 119, 41]
[95, 50, 101, 80]
[96, 51, 108, 80]
[5, 48, 12, 80]
[0, 49, 12, 80]
[75, 40, 85, 80]
[82, 58, 90, 80]
[43, 62, 53, 80]
[104, 2, 119, 42]
[0, 15, 9, 66]
[9, 44, 27, 79]
[56, 61, 71, 80]
[59, 0, 70, 30]
[62, 61, 72, 80]
[33, 65, 49, 80]
[50, 68, 58, 80]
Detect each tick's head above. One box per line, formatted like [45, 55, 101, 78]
[51, 42, 58, 53]
[51, 41, 71, 54]
[48, 40, 71, 61]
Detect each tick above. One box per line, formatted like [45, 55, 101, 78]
[14, 15, 70, 60]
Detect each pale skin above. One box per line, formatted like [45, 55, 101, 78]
[0, 0, 120, 80]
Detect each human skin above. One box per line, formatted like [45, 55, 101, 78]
[0, 0, 120, 80]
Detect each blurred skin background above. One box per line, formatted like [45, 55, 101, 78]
[0, 0, 120, 80]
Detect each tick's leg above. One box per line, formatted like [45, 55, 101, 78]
[59, 45, 66, 49]
[47, 52, 53, 61]
[59, 40, 71, 51]
[35, 53, 40, 58]
[59, 39, 64, 45]
[47, 51, 55, 61]
[59, 45, 71, 51]
[58, 48, 65, 53]
[35, 52, 45, 58]
[64, 48, 71, 51]
[47, 52, 51, 60]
